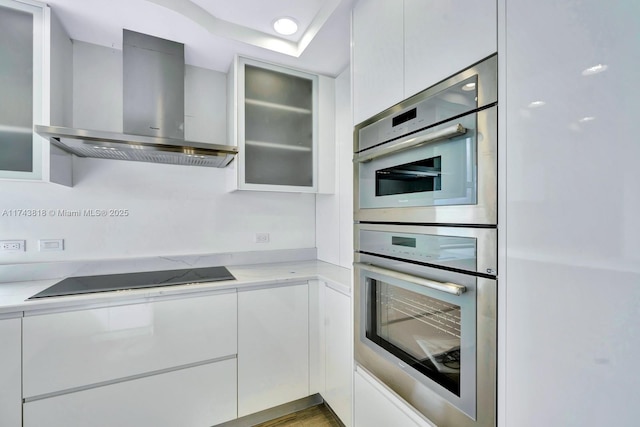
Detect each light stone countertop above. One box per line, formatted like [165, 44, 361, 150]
[0, 260, 352, 316]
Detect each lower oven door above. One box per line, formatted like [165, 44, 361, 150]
[354, 256, 496, 427]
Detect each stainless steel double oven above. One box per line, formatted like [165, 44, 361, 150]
[354, 55, 498, 427]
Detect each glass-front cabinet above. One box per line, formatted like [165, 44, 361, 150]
[0, 0, 71, 185]
[228, 56, 321, 192]
[0, 0, 45, 180]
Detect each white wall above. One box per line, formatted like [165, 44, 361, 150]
[316, 66, 352, 269]
[0, 41, 315, 263]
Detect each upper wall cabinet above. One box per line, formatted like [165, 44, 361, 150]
[403, 0, 497, 99]
[352, 0, 497, 125]
[0, 0, 72, 185]
[352, 0, 404, 126]
[228, 56, 335, 193]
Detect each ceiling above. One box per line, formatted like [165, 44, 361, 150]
[45, 0, 357, 77]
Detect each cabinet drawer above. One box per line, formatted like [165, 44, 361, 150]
[23, 292, 237, 397]
[24, 358, 237, 427]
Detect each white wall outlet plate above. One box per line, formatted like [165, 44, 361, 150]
[39, 239, 64, 251]
[0, 240, 26, 252]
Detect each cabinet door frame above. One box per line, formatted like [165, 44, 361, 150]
[0, 0, 49, 181]
[234, 55, 319, 193]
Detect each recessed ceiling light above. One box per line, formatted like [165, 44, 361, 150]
[273, 17, 298, 36]
[582, 64, 608, 76]
[462, 82, 476, 91]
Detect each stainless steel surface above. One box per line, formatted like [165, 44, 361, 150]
[34, 30, 237, 168]
[354, 54, 497, 132]
[354, 124, 467, 163]
[356, 223, 497, 276]
[354, 255, 497, 427]
[354, 106, 497, 225]
[353, 55, 498, 427]
[35, 125, 237, 168]
[123, 30, 184, 140]
[354, 262, 466, 296]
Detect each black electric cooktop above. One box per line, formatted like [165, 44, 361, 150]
[28, 266, 235, 299]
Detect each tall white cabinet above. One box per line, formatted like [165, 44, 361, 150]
[0, 316, 21, 427]
[501, 1, 640, 426]
[352, 0, 497, 124]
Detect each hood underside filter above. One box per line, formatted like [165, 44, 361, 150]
[35, 125, 237, 168]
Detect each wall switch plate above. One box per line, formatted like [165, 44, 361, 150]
[255, 233, 270, 243]
[39, 239, 64, 251]
[0, 240, 26, 252]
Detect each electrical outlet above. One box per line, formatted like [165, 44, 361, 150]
[255, 233, 270, 243]
[0, 240, 26, 252]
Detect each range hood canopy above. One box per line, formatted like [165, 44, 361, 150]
[35, 125, 237, 168]
[35, 30, 237, 168]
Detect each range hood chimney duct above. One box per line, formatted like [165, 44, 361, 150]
[123, 29, 184, 140]
[35, 30, 237, 168]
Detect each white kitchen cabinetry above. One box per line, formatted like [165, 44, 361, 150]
[323, 282, 353, 426]
[0, 316, 21, 427]
[237, 282, 309, 416]
[23, 358, 237, 427]
[403, 0, 497, 99]
[354, 368, 434, 427]
[351, 0, 404, 126]
[0, 0, 71, 185]
[22, 291, 238, 426]
[228, 56, 335, 193]
[501, 1, 640, 426]
[352, 0, 497, 124]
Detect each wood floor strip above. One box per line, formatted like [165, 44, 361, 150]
[253, 404, 343, 427]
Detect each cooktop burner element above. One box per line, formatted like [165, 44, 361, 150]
[27, 266, 235, 299]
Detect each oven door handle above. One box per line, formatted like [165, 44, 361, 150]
[355, 262, 467, 296]
[354, 123, 467, 163]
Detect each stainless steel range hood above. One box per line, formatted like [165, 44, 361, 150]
[35, 30, 237, 168]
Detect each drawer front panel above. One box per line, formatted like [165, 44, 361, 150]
[23, 292, 237, 397]
[24, 358, 237, 427]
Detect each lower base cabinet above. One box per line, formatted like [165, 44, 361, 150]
[0, 317, 21, 427]
[324, 284, 353, 427]
[24, 358, 237, 427]
[354, 368, 433, 427]
[238, 283, 310, 417]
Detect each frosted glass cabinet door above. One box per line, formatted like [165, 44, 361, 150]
[0, 0, 45, 180]
[236, 58, 318, 192]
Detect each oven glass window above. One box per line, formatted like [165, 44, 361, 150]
[375, 156, 442, 197]
[367, 279, 461, 395]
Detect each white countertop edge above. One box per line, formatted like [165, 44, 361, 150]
[0, 260, 352, 316]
